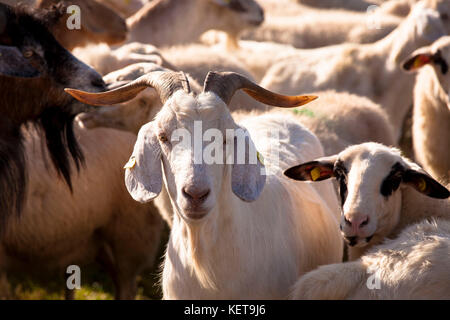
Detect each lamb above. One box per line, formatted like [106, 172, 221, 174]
[284, 143, 449, 299]
[66, 70, 343, 299]
[126, 0, 264, 47]
[0, 3, 106, 226]
[260, 0, 450, 141]
[284, 142, 450, 260]
[402, 36, 450, 183]
[291, 218, 450, 299]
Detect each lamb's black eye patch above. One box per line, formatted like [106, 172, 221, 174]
[432, 50, 449, 75]
[380, 162, 404, 197]
[334, 160, 348, 206]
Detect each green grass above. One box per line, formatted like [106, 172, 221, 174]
[0, 225, 170, 300]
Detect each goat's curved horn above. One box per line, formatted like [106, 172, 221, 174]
[203, 71, 317, 107]
[65, 71, 191, 106]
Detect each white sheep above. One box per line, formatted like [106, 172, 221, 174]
[241, 8, 402, 49]
[284, 142, 450, 261]
[0, 125, 165, 300]
[126, 0, 264, 47]
[72, 43, 175, 76]
[402, 36, 450, 183]
[260, 0, 450, 141]
[285, 143, 450, 299]
[289, 91, 396, 156]
[66, 70, 343, 299]
[291, 218, 450, 299]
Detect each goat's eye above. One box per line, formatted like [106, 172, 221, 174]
[441, 13, 449, 20]
[23, 50, 33, 58]
[158, 133, 169, 143]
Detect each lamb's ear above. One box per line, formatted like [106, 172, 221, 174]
[284, 155, 338, 181]
[0, 46, 41, 78]
[403, 169, 449, 199]
[231, 129, 265, 202]
[124, 122, 162, 203]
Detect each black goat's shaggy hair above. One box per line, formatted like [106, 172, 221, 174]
[0, 3, 88, 229]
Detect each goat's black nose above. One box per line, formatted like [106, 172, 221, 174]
[182, 187, 210, 202]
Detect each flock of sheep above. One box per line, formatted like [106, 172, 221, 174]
[0, 0, 449, 300]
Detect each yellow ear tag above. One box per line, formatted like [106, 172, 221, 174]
[123, 156, 136, 170]
[310, 167, 321, 181]
[257, 151, 265, 166]
[417, 178, 427, 192]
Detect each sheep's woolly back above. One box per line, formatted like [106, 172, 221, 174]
[292, 218, 450, 299]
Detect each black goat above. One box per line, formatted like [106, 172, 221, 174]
[0, 3, 105, 227]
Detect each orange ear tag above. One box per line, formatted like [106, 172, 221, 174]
[311, 167, 321, 181]
[413, 55, 431, 69]
[124, 156, 136, 170]
[417, 178, 427, 192]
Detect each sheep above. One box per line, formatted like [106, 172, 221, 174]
[291, 218, 450, 299]
[0, 124, 165, 300]
[241, 8, 402, 49]
[0, 3, 106, 227]
[289, 91, 396, 156]
[260, 0, 450, 141]
[1, 0, 128, 50]
[75, 43, 267, 111]
[284, 142, 450, 261]
[402, 36, 450, 183]
[36, 0, 127, 50]
[126, 0, 264, 47]
[66, 70, 343, 299]
[72, 43, 173, 76]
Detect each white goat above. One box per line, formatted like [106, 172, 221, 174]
[402, 36, 450, 183]
[260, 0, 450, 141]
[66, 71, 343, 299]
[127, 0, 264, 46]
[284, 142, 450, 261]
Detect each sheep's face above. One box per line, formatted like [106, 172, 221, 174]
[403, 36, 450, 107]
[285, 143, 450, 248]
[207, 0, 264, 36]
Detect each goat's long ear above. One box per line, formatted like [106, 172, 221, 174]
[284, 155, 338, 181]
[402, 49, 449, 75]
[0, 46, 41, 78]
[402, 168, 449, 199]
[124, 122, 162, 202]
[231, 128, 265, 202]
